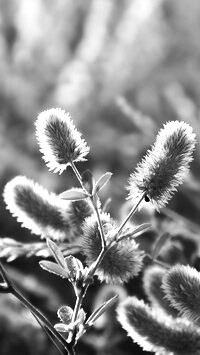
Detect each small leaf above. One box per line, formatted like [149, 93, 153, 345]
[118, 223, 151, 241]
[86, 294, 118, 326]
[47, 238, 65, 268]
[58, 306, 73, 324]
[78, 308, 86, 324]
[54, 323, 69, 333]
[93, 172, 112, 195]
[59, 188, 89, 201]
[65, 255, 83, 282]
[81, 170, 94, 195]
[39, 260, 69, 279]
[152, 233, 171, 260]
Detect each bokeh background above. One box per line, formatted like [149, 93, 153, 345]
[1, 0, 200, 354]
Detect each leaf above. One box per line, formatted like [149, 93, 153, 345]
[119, 223, 151, 241]
[81, 170, 94, 195]
[59, 188, 89, 201]
[39, 260, 69, 279]
[78, 308, 86, 324]
[152, 233, 171, 260]
[47, 238, 65, 268]
[54, 323, 69, 333]
[93, 172, 112, 195]
[58, 306, 73, 324]
[65, 255, 84, 282]
[86, 295, 118, 326]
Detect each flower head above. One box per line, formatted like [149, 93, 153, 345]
[35, 108, 90, 174]
[127, 121, 196, 209]
[117, 296, 200, 355]
[81, 214, 144, 284]
[3, 176, 71, 240]
[162, 264, 200, 323]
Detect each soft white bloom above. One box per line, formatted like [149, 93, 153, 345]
[127, 121, 196, 210]
[117, 296, 200, 354]
[81, 214, 144, 284]
[35, 108, 90, 174]
[3, 176, 70, 240]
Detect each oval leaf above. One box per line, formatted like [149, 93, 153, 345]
[47, 238, 65, 268]
[59, 189, 89, 201]
[93, 172, 112, 195]
[39, 260, 69, 279]
[86, 295, 118, 327]
[65, 255, 83, 282]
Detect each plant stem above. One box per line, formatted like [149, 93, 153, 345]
[117, 191, 146, 234]
[0, 261, 69, 353]
[70, 161, 106, 249]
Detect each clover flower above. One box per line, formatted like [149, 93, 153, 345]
[35, 108, 90, 174]
[3, 176, 71, 240]
[117, 296, 200, 355]
[81, 214, 144, 284]
[127, 121, 196, 209]
[162, 264, 200, 323]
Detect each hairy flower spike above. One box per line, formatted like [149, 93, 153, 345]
[81, 214, 144, 284]
[143, 265, 177, 317]
[162, 265, 200, 323]
[3, 176, 71, 240]
[127, 121, 196, 209]
[117, 296, 200, 355]
[35, 108, 90, 174]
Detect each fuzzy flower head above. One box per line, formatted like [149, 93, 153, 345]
[162, 265, 200, 324]
[117, 296, 200, 355]
[3, 176, 71, 240]
[81, 213, 144, 284]
[127, 121, 196, 210]
[35, 108, 90, 174]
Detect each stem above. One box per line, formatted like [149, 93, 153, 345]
[72, 288, 85, 324]
[117, 191, 146, 234]
[32, 313, 65, 355]
[0, 261, 69, 353]
[70, 161, 106, 249]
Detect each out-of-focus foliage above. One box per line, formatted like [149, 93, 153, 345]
[1, 0, 200, 354]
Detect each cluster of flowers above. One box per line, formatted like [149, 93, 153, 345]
[0, 107, 197, 355]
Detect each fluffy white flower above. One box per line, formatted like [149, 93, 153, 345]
[3, 176, 70, 240]
[127, 121, 196, 210]
[35, 108, 90, 174]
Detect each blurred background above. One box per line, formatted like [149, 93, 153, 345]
[1, 0, 200, 354]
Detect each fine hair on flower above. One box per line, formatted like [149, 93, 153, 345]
[127, 121, 196, 210]
[35, 108, 90, 174]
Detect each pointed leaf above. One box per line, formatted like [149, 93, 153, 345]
[39, 260, 69, 279]
[86, 295, 118, 326]
[93, 172, 112, 195]
[152, 233, 171, 260]
[58, 306, 73, 324]
[47, 238, 65, 268]
[60, 189, 89, 201]
[119, 223, 151, 241]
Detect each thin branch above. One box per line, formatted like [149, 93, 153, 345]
[117, 191, 146, 234]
